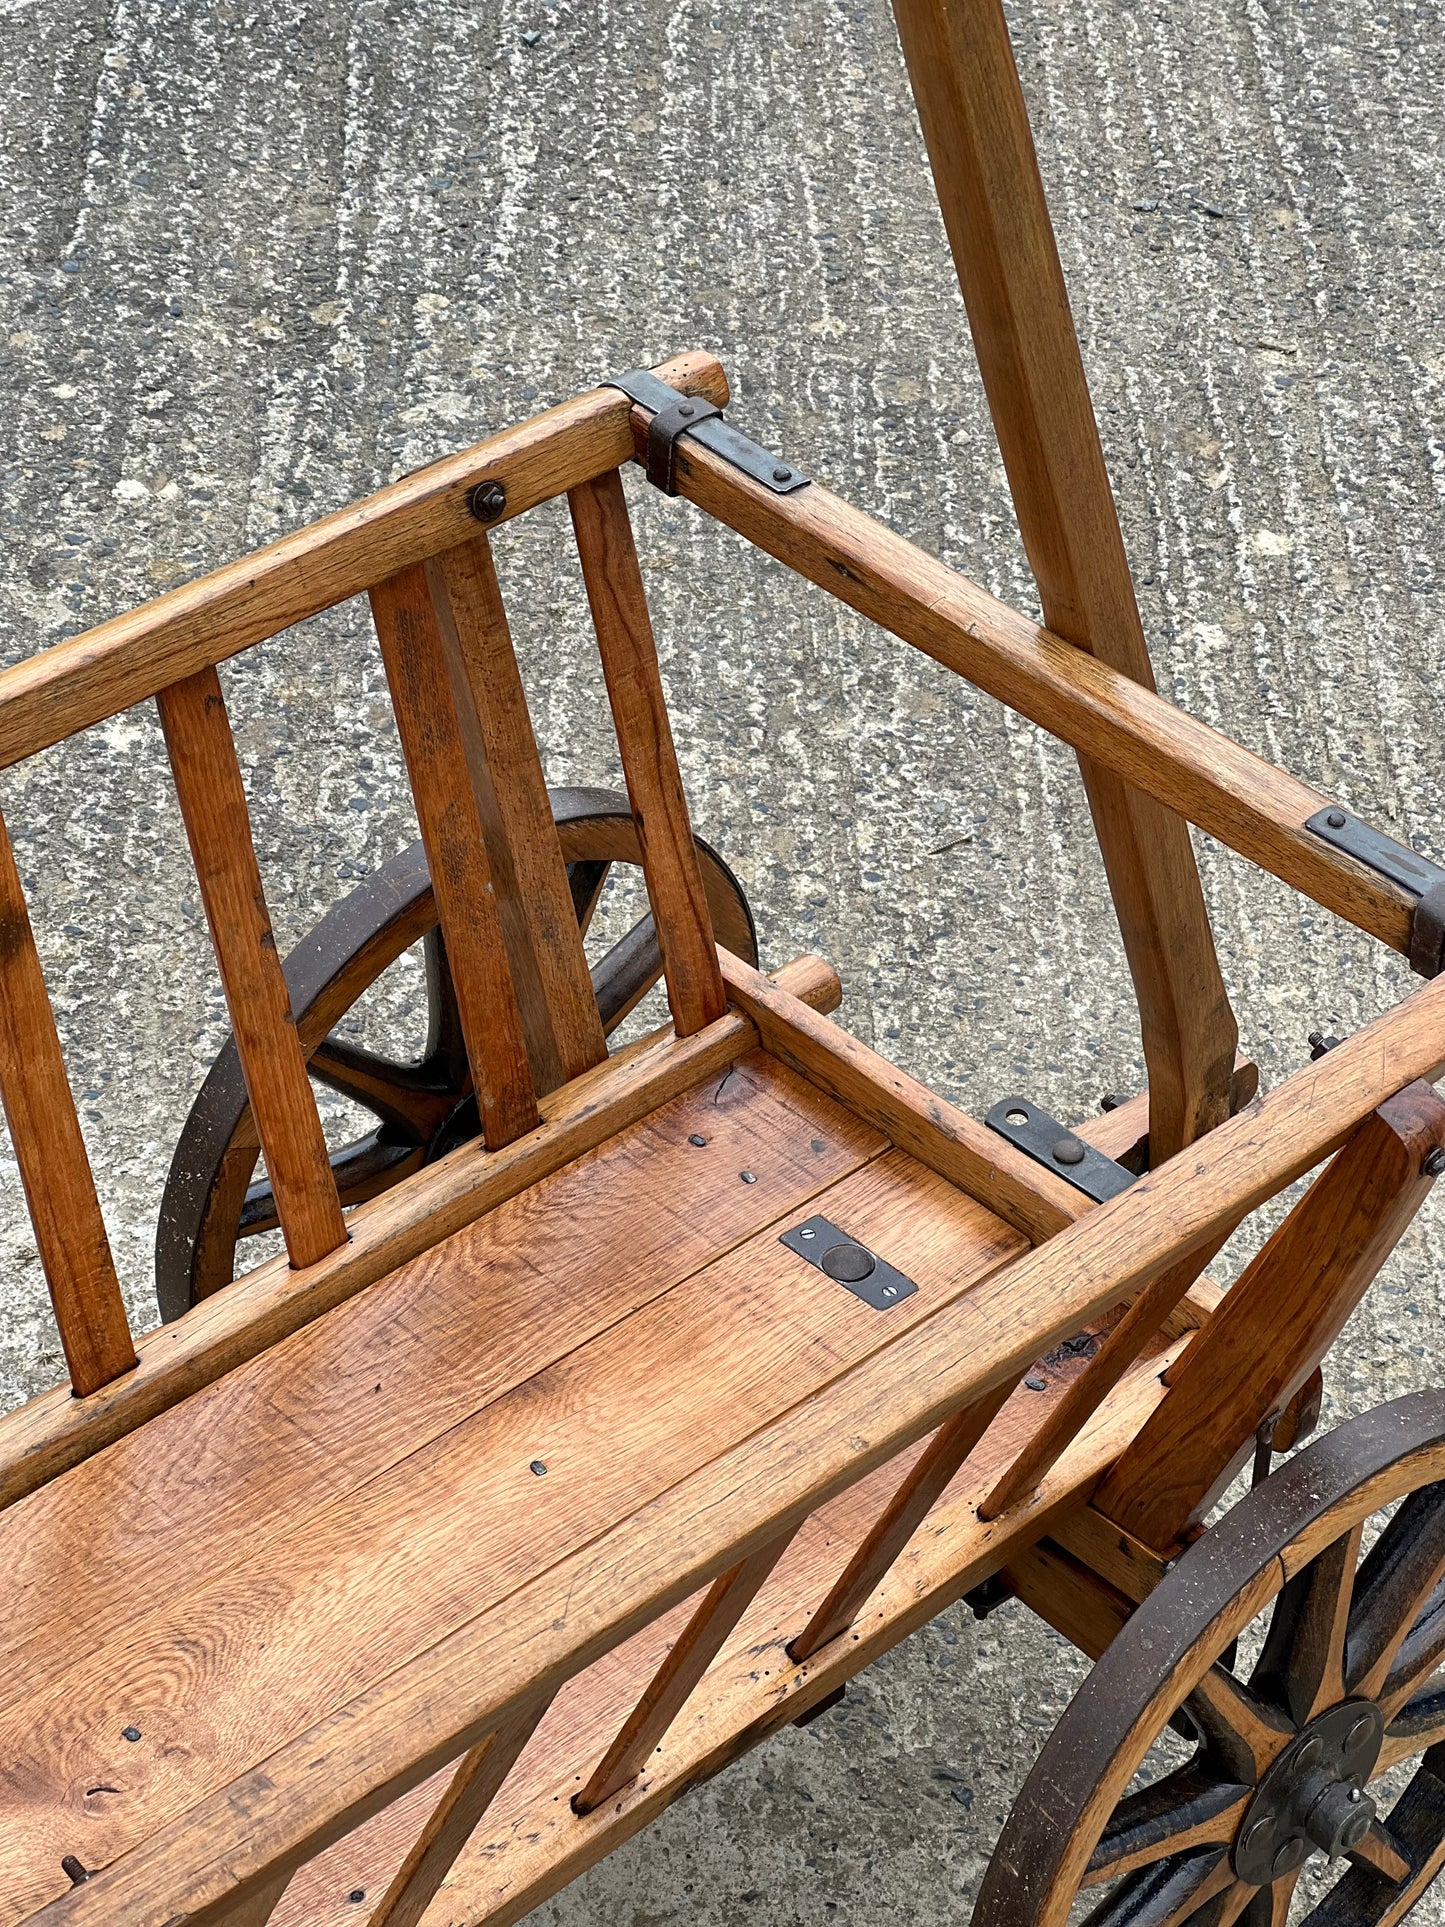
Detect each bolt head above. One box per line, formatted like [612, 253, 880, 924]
[1424, 1148, 1445, 1179]
[468, 479, 507, 522]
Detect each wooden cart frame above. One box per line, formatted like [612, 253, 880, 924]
[5, 3, 1445, 1925]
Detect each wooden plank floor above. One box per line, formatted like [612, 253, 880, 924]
[274, 1327, 1184, 1927]
[0, 1050, 1031, 1923]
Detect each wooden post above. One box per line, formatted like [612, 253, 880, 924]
[890, 0, 1239, 1161]
[1095, 1081, 1445, 1546]
[0, 811, 136, 1394]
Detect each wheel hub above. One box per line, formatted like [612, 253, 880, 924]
[1233, 1699, 1384, 1884]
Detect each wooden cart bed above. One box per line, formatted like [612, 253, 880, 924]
[0, 1035, 1178, 1925]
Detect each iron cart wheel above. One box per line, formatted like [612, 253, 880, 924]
[154, 787, 757, 1320]
[976, 1391, 1445, 1927]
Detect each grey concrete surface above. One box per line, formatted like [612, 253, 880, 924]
[4, 0, 1445, 1921]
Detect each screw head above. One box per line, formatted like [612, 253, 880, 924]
[469, 479, 507, 522]
[1051, 1137, 1086, 1166]
[529, 1459, 548, 1476]
[740, 1170, 757, 1184]
[688, 1132, 708, 1147]
[121, 1725, 141, 1743]
[1024, 1375, 1047, 1392]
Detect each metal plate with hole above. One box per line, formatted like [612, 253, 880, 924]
[984, 1097, 1137, 1203]
[779, 1215, 918, 1310]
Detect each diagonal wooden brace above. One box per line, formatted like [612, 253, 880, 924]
[1094, 1080, 1445, 1548]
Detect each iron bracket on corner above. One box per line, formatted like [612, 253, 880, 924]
[603, 367, 811, 499]
[984, 1097, 1137, 1205]
[1304, 806, 1445, 979]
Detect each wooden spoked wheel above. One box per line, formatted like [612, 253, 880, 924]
[154, 787, 756, 1320]
[976, 1392, 1445, 1927]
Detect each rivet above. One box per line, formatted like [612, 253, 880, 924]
[1325, 809, 1346, 829]
[1345, 1715, 1377, 1754]
[1296, 1736, 1323, 1772]
[740, 1170, 757, 1184]
[679, 403, 694, 417]
[468, 479, 507, 522]
[1051, 1137, 1086, 1166]
[349, 1892, 367, 1906]
[773, 466, 791, 482]
[1272, 1838, 1306, 1878]
[688, 1132, 708, 1147]
[530, 1460, 548, 1476]
[121, 1726, 141, 1743]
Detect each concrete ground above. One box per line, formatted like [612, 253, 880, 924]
[4, 0, 1445, 1921]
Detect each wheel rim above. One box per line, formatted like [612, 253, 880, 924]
[975, 1390, 1445, 1927]
[154, 789, 757, 1320]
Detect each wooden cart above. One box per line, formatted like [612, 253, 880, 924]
[5, 3, 1445, 1924]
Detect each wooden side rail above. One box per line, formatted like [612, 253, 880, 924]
[649, 411, 1421, 965]
[370, 567, 540, 1150]
[157, 669, 348, 1270]
[0, 353, 730, 773]
[0, 812, 136, 1396]
[39, 970, 1445, 1927]
[570, 469, 728, 1036]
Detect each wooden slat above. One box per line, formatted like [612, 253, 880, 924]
[277, 1340, 1187, 1927]
[786, 1379, 1013, 1661]
[365, 1704, 547, 1927]
[3, 1150, 1019, 1924]
[0, 353, 729, 774]
[210, 1875, 290, 1927]
[572, 1529, 794, 1814]
[1095, 1080, 1445, 1546]
[156, 668, 346, 1270]
[370, 567, 538, 1149]
[646, 415, 1420, 963]
[569, 469, 727, 1035]
[975, 1224, 1241, 1522]
[887, 0, 1239, 1160]
[719, 946, 1083, 1240]
[0, 953, 840, 1520]
[426, 537, 606, 1092]
[0, 812, 135, 1396]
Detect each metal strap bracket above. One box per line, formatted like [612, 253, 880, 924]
[603, 367, 811, 498]
[1304, 807, 1445, 977]
[985, 1097, 1137, 1204]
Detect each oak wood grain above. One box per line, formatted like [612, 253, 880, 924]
[649, 413, 1419, 963]
[0, 353, 728, 773]
[0, 953, 839, 1521]
[371, 564, 538, 1148]
[0, 1052, 877, 1733]
[569, 469, 726, 1035]
[1095, 1080, 1445, 1545]
[889, 0, 1239, 1160]
[0, 1149, 1019, 1923]
[426, 536, 606, 1092]
[157, 667, 347, 1270]
[0, 812, 135, 1396]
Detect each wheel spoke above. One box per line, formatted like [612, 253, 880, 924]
[238, 1131, 421, 1235]
[421, 927, 471, 1090]
[566, 857, 612, 936]
[1346, 1483, 1445, 1701]
[1086, 1769, 1252, 1884]
[1252, 1524, 1361, 1724]
[309, 1036, 459, 1140]
[1349, 1822, 1414, 1885]
[591, 915, 663, 1034]
[1378, 1577, 1445, 1720]
[1242, 1867, 1299, 1927]
[1081, 1850, 1236, 1927]
[1378, 1688, 1445, 1774]
[1185, 1666, 1296, 1782]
